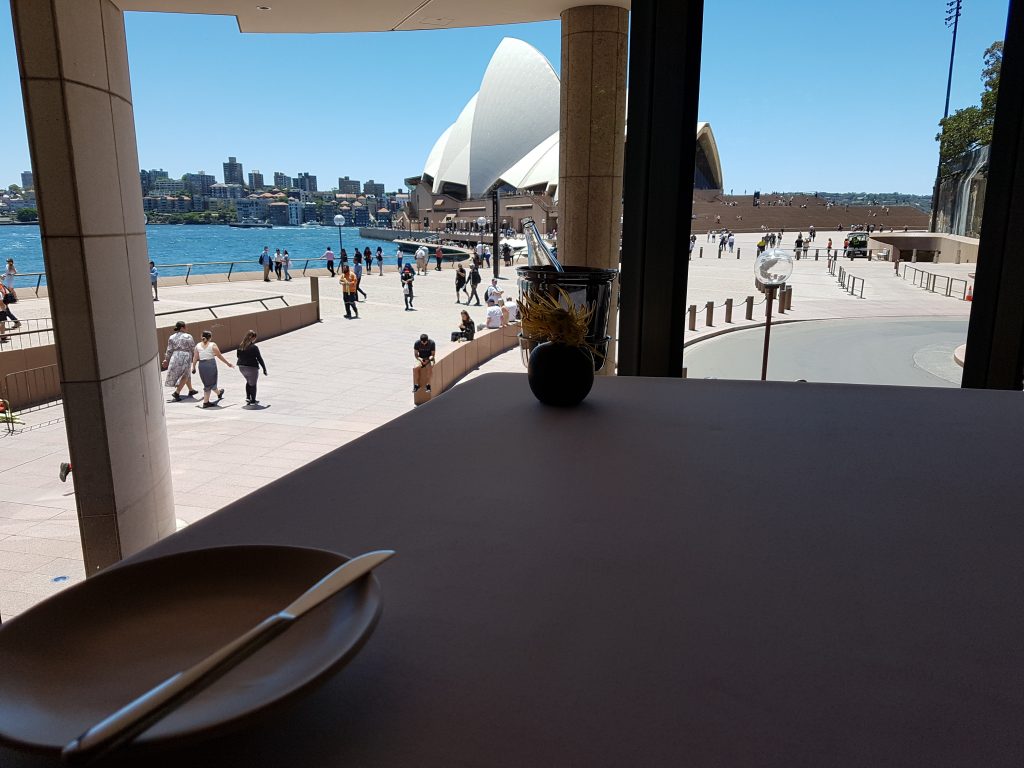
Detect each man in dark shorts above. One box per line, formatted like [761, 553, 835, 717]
[413, 333, 436, 394]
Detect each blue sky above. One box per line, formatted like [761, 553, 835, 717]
[0, 1, 1010, 194]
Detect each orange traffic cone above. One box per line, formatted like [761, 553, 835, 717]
[966, 285, 973, 302]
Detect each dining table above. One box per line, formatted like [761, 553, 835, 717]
[3, 373, 1022, 767]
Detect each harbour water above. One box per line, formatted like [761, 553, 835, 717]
[0, 225, 397, 289]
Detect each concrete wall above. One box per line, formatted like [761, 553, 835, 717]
[1, 301, 319, 411]
[869, 232, 980, 264]
[414, 324, 520, 405]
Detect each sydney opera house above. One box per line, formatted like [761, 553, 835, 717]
[404, 38, 723, 233]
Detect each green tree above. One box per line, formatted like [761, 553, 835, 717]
[937, 41, 1003, 172]
[15, 207, 37, 222]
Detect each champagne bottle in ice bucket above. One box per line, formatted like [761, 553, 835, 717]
[516, 218, 616, 374]
[522, 217, 563, 271]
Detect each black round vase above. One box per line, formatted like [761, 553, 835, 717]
[527, 342, 594, 407]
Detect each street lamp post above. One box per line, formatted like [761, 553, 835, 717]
[754, 249, 795, 381]
[333, 214, 346, 257]
[476, 216, 487, 264]
[930, 0, 963, 233]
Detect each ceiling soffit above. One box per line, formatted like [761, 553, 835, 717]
[114, 1, 630, 33]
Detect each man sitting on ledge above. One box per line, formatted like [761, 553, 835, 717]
[413, 333, 436, 394]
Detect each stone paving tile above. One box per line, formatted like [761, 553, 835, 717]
[0, 534, 84, 559]
[0, 234, 973, 617]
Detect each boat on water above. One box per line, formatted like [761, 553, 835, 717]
[229, 218, 273, 229]
[393, 238, 474, 259]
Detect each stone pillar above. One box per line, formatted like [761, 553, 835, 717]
[11, 0, 175, 573]
[559, 5, 628, 370]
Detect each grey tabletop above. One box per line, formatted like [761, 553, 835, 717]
[7, 375, 1023, 767]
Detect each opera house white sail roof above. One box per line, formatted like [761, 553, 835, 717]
[419, 38, 723, 199]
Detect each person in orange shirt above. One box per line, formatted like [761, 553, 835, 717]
[339, 264, 359, 319]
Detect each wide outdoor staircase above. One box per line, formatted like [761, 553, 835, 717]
[690, 194, 929, 235]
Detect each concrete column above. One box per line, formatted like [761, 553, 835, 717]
[559, 5, 628, 269]
[559, 6, 628, 371]
[11, 0, 175, 573]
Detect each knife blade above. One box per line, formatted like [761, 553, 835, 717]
[62, 549, 395, 765]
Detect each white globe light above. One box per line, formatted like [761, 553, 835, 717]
[476, 216, 487, 228]
[754, 249, 795, 287]
[333, 214, 346, 227]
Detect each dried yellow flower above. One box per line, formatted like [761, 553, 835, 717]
[517, 288, 593, 349]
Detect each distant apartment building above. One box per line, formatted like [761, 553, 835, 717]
[363, 179, 385, 197]
[303, 202, 318, 223]
[142, 196, 192, 213]
[248, 170, 265, 190]
[152, 177, 185, 195]
[223, 156, 244, 186]
[287, 200, 304, 226]
[209, 183, 245, 199]
[376, 207, 392, 226]
[183, 172, 216, 197]
[267, 202, 289, 226]
[321, 200, 338, 222]
[235, 198, 262, 220]
[338, 176, 361, 195]
[273, 172, 291, 189]
[296, 172, 317, 193]
[20, 171, 33, 190]
[139, 168, 168, 195]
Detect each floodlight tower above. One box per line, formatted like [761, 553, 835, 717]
[930, 0, 964, 232]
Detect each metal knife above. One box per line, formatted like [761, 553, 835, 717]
[62, 549, 395, 765]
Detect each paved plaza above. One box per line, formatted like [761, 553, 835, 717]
[0, 230, 974, 618]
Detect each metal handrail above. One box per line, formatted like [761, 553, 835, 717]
[899, 263, 969, 300]
[154, 295, 289, 320]
[6, 272, 46, 296]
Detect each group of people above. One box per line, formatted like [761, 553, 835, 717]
[163, 321, 268, 407]
[258, 247, 295, 282]
[319, 245, 387, 279]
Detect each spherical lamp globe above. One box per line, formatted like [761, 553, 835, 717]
[476, 216, 487, 231]
[333, 214, 346, 227]
[754, 249, 795, 287]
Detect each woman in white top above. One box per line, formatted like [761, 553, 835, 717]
[191, 330, 234, 408]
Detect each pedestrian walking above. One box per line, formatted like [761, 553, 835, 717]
[376, 247, 384, 275]
[435, 245, 444, 271]
[273, 249, 283, 280]
[483, 245, 491, 268]
[412, 333, 435, 394]
[323, 245, 336, 277]
[827, 237, 833, 256]
[727, 233, 735, 253]
[364, 247, 373, 271]
[502, 242, 512, 266]
[191, 330, 234, 408]
[468, 263, 482, 305]
[282, 250, 292, 281]
[415, 246, 428, 275]
[1, 260, 21, 332]
[402, 264, 415, 310]
[149, 261, 159, 300]
[395, 246, 403, 272]
[353, 256, 367, 300]
[340, 247, 348, 265]
[340, 264, 359, 318]
[163, 320, 198, 401]
[236, 330, 268, 405]
[455, 263, 467, 303]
